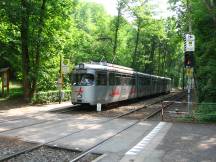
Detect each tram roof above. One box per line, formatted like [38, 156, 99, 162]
[75, 62, 171, 80]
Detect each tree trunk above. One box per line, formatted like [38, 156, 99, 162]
[148, 37, 156, 74]
[21, 0, 31, 101]
[113, 1, 122, 60]
[157, 43, 162, 75]
[162, 49, 167, 76]
[31, 0, 47, 97]
[132, 19, 141, 69]
[203, 0, 216, 24]
[182, 66, 185, 90]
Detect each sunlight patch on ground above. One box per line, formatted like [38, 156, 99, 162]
[198, 137, 216, 150]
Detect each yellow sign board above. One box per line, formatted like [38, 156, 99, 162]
[186, 68, 193, 77]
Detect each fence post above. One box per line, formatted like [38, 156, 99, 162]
[161, 102, 164, 121]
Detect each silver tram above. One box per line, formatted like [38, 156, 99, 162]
[71, 62, 171, 105]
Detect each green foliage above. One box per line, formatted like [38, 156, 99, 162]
[194, 103, 216, 122]
[170, 0, 216, 102]
[1, 0, 184, 102]
[0, 82, 23, 99]
[32, 90, 71, 104]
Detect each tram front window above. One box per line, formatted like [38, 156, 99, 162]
[73, 74, 94, 86]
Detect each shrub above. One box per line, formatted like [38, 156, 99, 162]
[194, 103, 216, 122]
[32, 90, 71, 104]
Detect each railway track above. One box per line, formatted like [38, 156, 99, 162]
[69, 92, 185, 162]
[0, 91, 185, 162]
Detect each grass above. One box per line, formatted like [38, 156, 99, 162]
[193, 103, 216, 122]
[0, 81, 23, 100]
[176, 103, 216, 123]
[177, 115, 195, 123]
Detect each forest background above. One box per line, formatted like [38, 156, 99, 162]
[0, 0, 215, 103]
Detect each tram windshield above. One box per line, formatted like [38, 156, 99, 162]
[72, 74, 95, 86]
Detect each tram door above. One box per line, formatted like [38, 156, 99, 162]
[96, 71, 108, 104]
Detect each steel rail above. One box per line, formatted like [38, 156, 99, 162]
[0, 120, 52, 134]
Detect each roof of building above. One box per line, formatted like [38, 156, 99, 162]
[0, 67, 9, 73]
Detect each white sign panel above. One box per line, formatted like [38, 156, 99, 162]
[62, 59, 70, 74]
[184, 34, 195, 52]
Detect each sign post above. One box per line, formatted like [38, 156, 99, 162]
[184, 34, 195, 115]
[0, 68, 9, 97]
[62, 59, 70, 75]
[58, 55, 63, 104]
[58, 56, 70, 104]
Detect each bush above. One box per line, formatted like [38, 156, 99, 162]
[32, 90, 71, 104]
[194, 103, 216, 122]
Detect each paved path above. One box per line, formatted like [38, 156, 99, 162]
[97, 122, 216, 162]
[0, 101, 72, 117]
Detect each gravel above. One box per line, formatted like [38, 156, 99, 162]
[4, 145, 99, 162]
[0, 137, 99, 162]
[54, 93, 176, 119]
[0, 136, 36, 158]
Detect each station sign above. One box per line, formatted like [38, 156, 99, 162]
[184, 34, 195, 52]
[62, 59, 70, 74]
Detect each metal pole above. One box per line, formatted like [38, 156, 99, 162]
[187, 75, 190, 114]
[1, 75, 4, 97]
[186, 0, 192, 115]
[7, 70, 9, 95]
[161, 102, 164, 121]
[182, 67, 185, 90]
[187, 73, 193, 115]
[187, 0, 192, 33]
[59, 55, 62, 104]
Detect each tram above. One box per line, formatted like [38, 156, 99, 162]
[71, 62, 171, 105]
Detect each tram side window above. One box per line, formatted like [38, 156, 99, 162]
[129, 77, 135, 85]
[109, 73, 115, 85]
[115, 74, 121, 85]
[145, 77, 151, 86]
[121, 77, 125, 85]
[139, 77, 144, 86]
[72, 74, 94, 86]
[97, 73, 107, 85]
[126, 77, 131, 85]
[121, 76, 130, 85]
[152, 78, 156, 87]
[132, 78, 136, 85]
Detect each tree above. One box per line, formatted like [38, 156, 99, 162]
[0, 0, 186, 102]
[169, 0, 216, 101]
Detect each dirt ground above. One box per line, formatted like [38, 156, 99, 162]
[0, 97, 28, 111]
